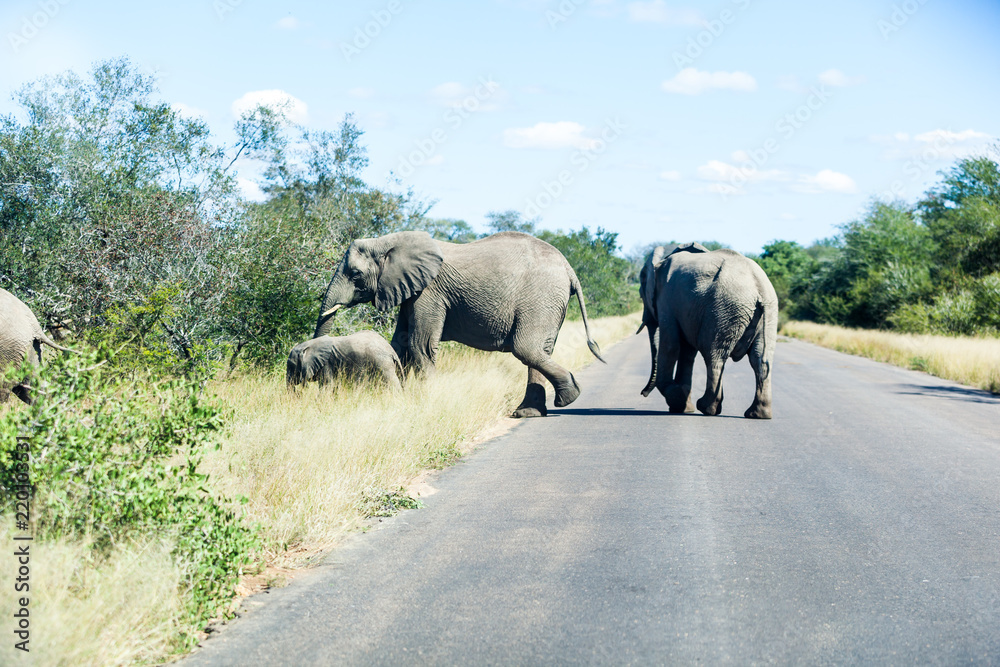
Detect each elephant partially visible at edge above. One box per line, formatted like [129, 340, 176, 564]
[287, 331, 403, 391]
[313, 231, 605, 418]
[1, 287, 74, 405]
[638, 243, 778, 419]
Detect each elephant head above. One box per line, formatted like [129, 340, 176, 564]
[286, 344, 319, 387]
[314, 231, 444, 338]
[638, 242, 709, 397]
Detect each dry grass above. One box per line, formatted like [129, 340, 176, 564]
[0, 523, 186, 666]
[782, 320, 1000, 393]
[205, 313, 641, 567]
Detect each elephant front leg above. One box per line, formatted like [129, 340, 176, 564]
[391, 301, 415, 371]
[696, 353, 726, 416]
[513, 367, 548, 418]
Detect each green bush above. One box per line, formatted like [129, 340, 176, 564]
[0, 347, 258, 639]
[887, 302, 932, 333]
[538, 227, 641, 318]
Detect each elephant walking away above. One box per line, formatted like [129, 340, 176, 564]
[287, 331, 403, 391]
[638, 243, 778, 419]
[1, 287, 75, 405]
[314, 231, 605, 417]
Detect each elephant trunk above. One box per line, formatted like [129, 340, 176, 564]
[315, 266, 355, 338]
[640, 325, 659, 397]
[286, 353, 306, 388]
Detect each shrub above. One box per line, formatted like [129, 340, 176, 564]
[0, 347, 258, 641]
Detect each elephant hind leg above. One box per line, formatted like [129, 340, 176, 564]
[666, 341, 697, 413]
[696, 353, 726, 416]
[655, 326, 689, 413]
[512, 341, 579, 415]
[744, 334, 773, 419]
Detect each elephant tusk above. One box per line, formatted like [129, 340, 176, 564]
[321, 304, 342, 318]
[635, 322, 646, 335]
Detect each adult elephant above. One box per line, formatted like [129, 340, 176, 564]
[314, 231, 604, 417]
[287, 331, 403, 391]
[637, 243, 778, 419]
[1, 287, 74, 404]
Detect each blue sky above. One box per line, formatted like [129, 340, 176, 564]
[1, 0, 998, 254]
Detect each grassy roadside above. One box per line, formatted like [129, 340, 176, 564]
[204, 313, 641, 568]
[0, 313, 639, 665]
[782, 320, 1000, 394]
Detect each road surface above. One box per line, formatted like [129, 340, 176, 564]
[186, 334, 1000, 665]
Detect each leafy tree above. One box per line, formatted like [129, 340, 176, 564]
[797, 201, 934, 327]
[403, 217, 477, 243]
[756, 240, 816, 321]
[537, 226, 640, 318]
[485, 209, 536, 235]
[0, 58, 426, 371]
[919, 151, 1000, 280]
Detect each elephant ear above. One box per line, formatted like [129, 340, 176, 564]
[373, 231, 444, 310]
[650, 245, 670, 268]
[669, 241, 710, 256]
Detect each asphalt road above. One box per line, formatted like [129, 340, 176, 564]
[186, 334, 1000, 666]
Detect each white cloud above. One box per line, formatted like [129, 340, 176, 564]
[818, 68, 864, 87]
[171, 103, 207, 120]
[914, 129, 990, 144]
[870, 128, 992, 161]
[659, 170, 682, 181]
[237, 177, 266, 202]
[503, 121, 598, 150]
[696, 159, 786, 184]
[662, 68, 757, 95]
[794, 169, 858, 194]
[627, 1, 702, 25]
[694, 159, 855, 195]
[276, 16, 300, 29]
[231, 90, 308, 124]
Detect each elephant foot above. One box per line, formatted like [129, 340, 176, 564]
[744, 402, 772, 419]
[665, 385, 693, 413]
[514, 382, 547, 418]
[553, 374, 581, 408]
[696, 394, 722, 416]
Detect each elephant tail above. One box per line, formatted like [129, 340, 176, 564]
[36, 331, 76, 354]
[569, 270, 606, 364]
[731, 299, 765, 362]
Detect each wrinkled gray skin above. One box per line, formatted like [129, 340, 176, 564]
[0, 288, 73, 405]
[287, 331, 403, 391]
[315, 231, 604, 418]
[638, 243, 778, 419]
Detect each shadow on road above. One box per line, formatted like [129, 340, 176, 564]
[548, 407, 744, 419]
[895, 383, 1000, 405]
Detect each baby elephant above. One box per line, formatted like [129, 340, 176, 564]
[286, 331, 403, 391]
